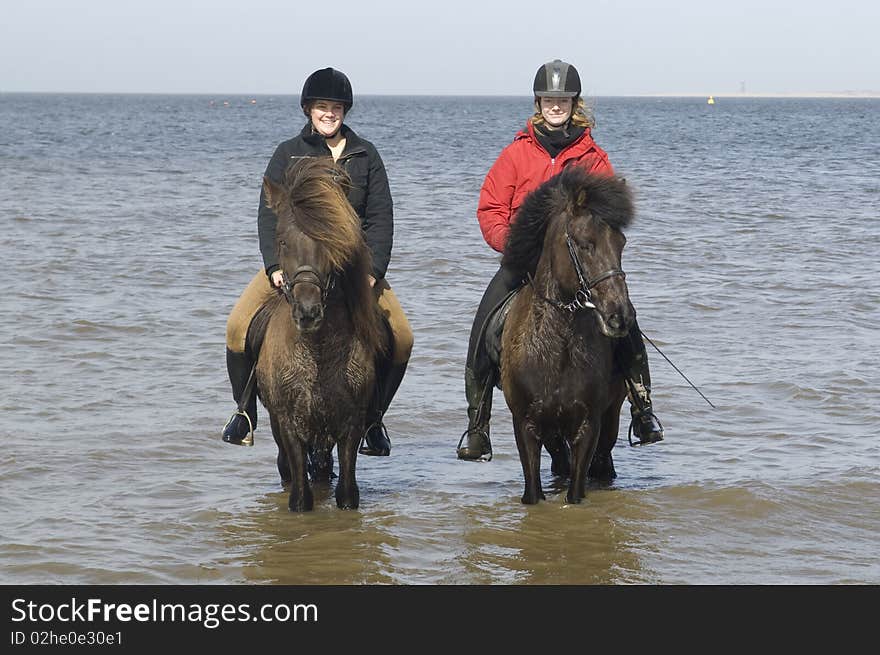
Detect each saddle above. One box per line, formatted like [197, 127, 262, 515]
[475, 289, 519, 390]
[246, 301, 273, 368]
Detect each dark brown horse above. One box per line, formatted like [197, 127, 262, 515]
[251, 158, 388, 511]
[500, 167, 635, 505]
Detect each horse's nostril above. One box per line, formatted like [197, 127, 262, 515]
[295, 314, 322, 332]
[294, 303, 323, 321]
[608, 314, 622, 330]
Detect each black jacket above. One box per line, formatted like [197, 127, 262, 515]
[257, 123, 394, 280]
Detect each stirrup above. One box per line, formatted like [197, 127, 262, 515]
[627, 409, 664, 447]
[456, 426, 492, 461]
[359, 419, 391, 456]
[222, 409, 254, 447]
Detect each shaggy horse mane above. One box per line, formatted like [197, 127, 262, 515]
[279, 158, 363, 271]
[266, 157, 385, 355]
[501, 167, 634, 277]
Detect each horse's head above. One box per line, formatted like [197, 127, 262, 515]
[275, 219, 332, 332]
[505, 168, 636, 338]
[263, 159, 362, 333]
[551, 201, 634, 337]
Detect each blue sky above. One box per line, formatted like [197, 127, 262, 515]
[1, 0, 878, 95]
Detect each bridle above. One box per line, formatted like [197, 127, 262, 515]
[532, 231, 626, 313]
[280, 265, 335, 308]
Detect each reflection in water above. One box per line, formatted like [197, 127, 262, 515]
[456, 489, 652, 584]
[222, 458, 656, 584]
[225, 486, 399, 585]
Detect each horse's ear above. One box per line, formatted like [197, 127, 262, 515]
[263, 176, 283, 209]
[576, 188, 588, 210]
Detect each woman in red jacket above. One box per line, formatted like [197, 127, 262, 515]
[456, 59, 664, 461]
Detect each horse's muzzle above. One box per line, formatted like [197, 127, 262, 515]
[596, 307, 634, 339]
[293, 303, 323, 332]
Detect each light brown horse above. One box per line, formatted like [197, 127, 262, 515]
[251, 158, 388, 511]
[500, 167, 635, 504]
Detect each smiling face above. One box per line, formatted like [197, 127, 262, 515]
[539, 96, 573, 127]
[309, 100, 345, 137]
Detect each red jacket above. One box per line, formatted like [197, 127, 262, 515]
[477, 121, 615, 252]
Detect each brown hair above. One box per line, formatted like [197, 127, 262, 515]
[302, 100, 350, 119]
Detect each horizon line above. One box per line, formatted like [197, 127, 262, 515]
[2, 90, 880, 99]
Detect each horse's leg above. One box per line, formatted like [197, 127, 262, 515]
[568, 418, 599, 504]
[281, 418, 313, 512]
[514, 416, 544, 504]
[589, 399, 623, 482]
[334, 425, 360, 510]
[544, 434, 571, 478]
[308, 436, 335, 484]
[270, 413, 291, 486]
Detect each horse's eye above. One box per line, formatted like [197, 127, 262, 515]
[278, 240, 286, 248]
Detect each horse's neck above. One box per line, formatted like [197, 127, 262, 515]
[300, 292, 382, 357]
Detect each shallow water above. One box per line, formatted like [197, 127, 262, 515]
[1, 94, 878, 584]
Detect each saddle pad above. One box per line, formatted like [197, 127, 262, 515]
[484, 289, 519, 385]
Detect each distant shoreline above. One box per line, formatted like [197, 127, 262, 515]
[633, 92, 880, 99]
[2, 90, 879, 99]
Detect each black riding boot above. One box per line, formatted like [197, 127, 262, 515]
[360, 419, 391, 457]
[456, 366, 494, 461]
[359, 360, 408, 456]
[455, 266, 521, 461]
[617, 322, 664, 445]
[222, 348, 257, 446]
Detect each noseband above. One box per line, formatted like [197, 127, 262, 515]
[533, 232, 626, 313]
[280, 266, 335, 308]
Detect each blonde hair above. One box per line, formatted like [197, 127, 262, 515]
[529, 96, 594, 128]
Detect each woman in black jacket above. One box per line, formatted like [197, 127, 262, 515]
[222, 68, 413, 456]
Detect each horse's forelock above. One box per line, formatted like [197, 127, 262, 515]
[502, 169, 634, 276]
[502, 166, 634, 274]
[274, 158, 383, 354]
[561, 168, 634, 232]
[277, 159, 363, 271]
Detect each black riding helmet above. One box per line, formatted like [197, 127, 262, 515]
[300, 67, 353, 114]
[533, 59, 581, 98]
